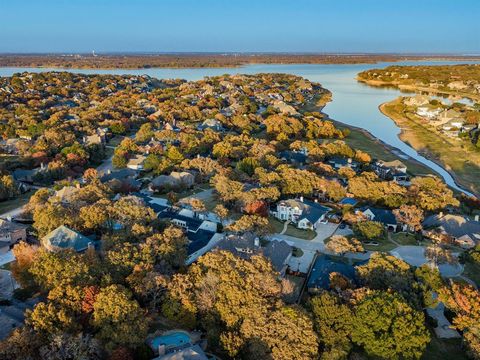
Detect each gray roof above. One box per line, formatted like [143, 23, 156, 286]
[299, 200, 331, 224]
[216, 233, 292, 272]
[43, 225, 93, 252]
[0, 219, 27, 236]
[360, 207, 397, 225]
[100, 168, 137, 182]
[263, 240, 292, 272]
[423, 214, 480, 240]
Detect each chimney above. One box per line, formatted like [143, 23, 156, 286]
[6, 216, 12, 222]
[314, 199, 318, 203]
[254, 237, 260, 248]
[76, 183, 81, 189]
[348, 158, 352, 164]
[475, 215, 479, 222]
[300, 196, 304, 203]
[439, 211, 444, 218]
[107, 169, 111, 175]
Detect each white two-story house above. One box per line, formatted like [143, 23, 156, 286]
[272, 197, 330, 230]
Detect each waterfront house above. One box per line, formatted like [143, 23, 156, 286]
[272, 197, 330, 230]
[372, 159, 409, 184]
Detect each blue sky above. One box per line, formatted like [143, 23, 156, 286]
[1, 0, 479, 53]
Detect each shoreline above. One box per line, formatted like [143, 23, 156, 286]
[304, 95, 442, 179]
[378, 101, 479, 198]
[357, 77, 480, 102]
[2, 55, 480, 71]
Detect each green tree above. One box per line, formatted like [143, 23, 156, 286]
[310, 292, 353, 359]
[352, 291, 430, 359]
[92, 285, 148, 350]
[353, 220, 384, 240]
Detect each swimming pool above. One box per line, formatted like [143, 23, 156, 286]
[150, 331, 192, 351]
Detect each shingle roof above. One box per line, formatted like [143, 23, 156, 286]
[423, 214, 480, 240]
[307, 255, 359, 289]
[0, 219, 27, 236]
[186, 229, 216, 254]
[263, 240, 292, 272]
[159, 210, 203, 232]
[298, 200, 331, 224]
[43, 225, 93, 252]
[361, 207, 397, 225]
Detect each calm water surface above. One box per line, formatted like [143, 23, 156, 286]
[1, 61, 478, 196]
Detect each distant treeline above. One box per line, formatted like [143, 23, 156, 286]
[1, 53, 480, 69]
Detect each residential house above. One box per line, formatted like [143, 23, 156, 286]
[372, 159, 409, 184]
[357, 206, 399, 232]
[215, 233, 292, 276]
[127, 154, 146, 170]
[272, 100, 299, 116]
[307, 255, 364, 292]
[272, 198, 330, 230]
[403, 95, 430, 107]
[100, 169, 141, 192]
[54, 185, 80, 203]
[279, 149, 308, 165]
[0, 219, 27, 248]
[150, 171, 195, 191]
[43, 225, 95, 252]
[327, 157, 358, 171]
[416, 106, 441, 119]
[423, 214, 480, 248]
[197, 118, 224, 132]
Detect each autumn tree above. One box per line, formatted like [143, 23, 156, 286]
[92, 285, 148, 350]
[353, 220, 384, 240]
[393, 205, 424, 233]
[325, 235, 364, 256]
[439, 283, 480, 358]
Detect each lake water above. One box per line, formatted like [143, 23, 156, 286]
[1, 60, 478, 196]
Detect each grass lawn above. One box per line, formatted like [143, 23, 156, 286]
[0, 191, 33, 215]
[285, 224, 316, 240]
[391, 232, 419, 246]
[269, 218, 285, 234]
[382, 99, 480, 196]
[362, 236, 398, 252]
[463, 261, 480, 287]
[422, 334, 468, 360]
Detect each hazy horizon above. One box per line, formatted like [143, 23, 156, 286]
[1, 0, 479, 54]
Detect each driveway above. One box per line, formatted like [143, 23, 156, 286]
[288, 249, 315, 273]
[390, 245, 463, 277]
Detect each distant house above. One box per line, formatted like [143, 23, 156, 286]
[279, 149, 308, 165]
[416, 106, 441, 119]
[127, 154, 146, 170]
[357, 207, 399, 232]
[327, 157, 358, 170]
[0, 219, 27, 248]
[423, 214, 480, 249]
[197, 118, 224, 132]
[215, 233, 292, 276]
[100, 169, 141, 192]
[13, 167, 42, 184]
[54, 185, 80, 203]
[372, 159, 409, 184]
[43, 225, 95, 252]
[272, 198, 330, 230]
[150, 171, 195, 191]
